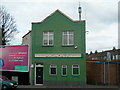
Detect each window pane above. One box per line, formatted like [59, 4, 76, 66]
[69, 31, 73, 34]
[62, 65, 67, 76]
[49, 40, 53, 45]
[63, 34, 68, 45]
[69, 35, 73, 45]
[73, 65, 79, 68]
[43, 40, 48, 45]
[49, 31, 53, 35]
[49, 34, 53, 39]
[50, 65, 57, 75]
[43, 34, 48, 45]
[50, 64, 56, 68]
[63, 31, 67, 34]
[62, 65, 67, 68]
[73, 68, 79, 74]
[43, 31, 48, 35]
[43, 34, 48, 39]
[51, 68, 56, 74]
[63, 68, 67, 75]
[49, 34, 53, 45]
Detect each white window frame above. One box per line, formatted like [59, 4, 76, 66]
[43, 31, 54, 46]
[49, 64, 57, 75]
[72, 64, 80, 76]
[61, 65, 67, 76]
[62, 30, 74, 46]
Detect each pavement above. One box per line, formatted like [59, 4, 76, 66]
[17, 84, 120, 88]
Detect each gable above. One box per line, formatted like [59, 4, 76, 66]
[32, 9, 84, 25]
[42, 10, 74, 23]
[32, 10, 85, 31]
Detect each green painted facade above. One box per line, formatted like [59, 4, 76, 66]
[31, 10, 86, 86]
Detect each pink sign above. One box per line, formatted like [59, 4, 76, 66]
[0, 45, 29, 72]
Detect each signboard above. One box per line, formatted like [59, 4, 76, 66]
[0, 45, 29, 72]
[35, 53, 81, 58]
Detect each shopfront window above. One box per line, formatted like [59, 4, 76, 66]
[50, 64, 57, 75]
[72, 64, 80, 75]
[61, 65, 67, 76]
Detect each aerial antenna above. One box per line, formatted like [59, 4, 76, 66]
[78, 2, 82, 21]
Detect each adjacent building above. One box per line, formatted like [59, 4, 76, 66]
[0, 28, 2, 45]
[30, 9, 86, 86]
[22, 30, 32, 85]
[87, 47, 120, 61]
[22, 30, 31, 45]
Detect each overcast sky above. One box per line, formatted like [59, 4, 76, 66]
[0, 0, 119, 53]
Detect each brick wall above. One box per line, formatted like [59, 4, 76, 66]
[86, 62, 119, 85]
[86, 62, 103, 84]
[105, 63, 119, 85]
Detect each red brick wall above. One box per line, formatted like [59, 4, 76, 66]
[105, 63, 118, 85]
[86, 62, 104, 84]
[86, 62, 119, 85]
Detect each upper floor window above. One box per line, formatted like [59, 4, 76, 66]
[43, 31, 54, 46]
[62, 30, 74, 46]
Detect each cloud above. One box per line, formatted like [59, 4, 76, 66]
[87, 22, 118, 53]
[85, 2, 118, 53]
[10, 33, 24, 45]
[86, 2, 118, 24]
[0, 0, 119, 53]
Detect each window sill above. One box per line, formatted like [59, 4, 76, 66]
[72, 75, 80, 76]
[62, 45, 74, 47]
[50, 74, 57, 76]
[42, 45, 54, 47]
[61, 75, 67, 77]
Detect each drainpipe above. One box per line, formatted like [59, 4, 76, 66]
[104, 62, 106, 85]
[108, 61, 110, 85]
[117, 62, 119, 85]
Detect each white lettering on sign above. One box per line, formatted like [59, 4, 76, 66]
[35, 53, 81, 57]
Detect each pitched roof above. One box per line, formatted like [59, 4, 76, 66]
[22, 30, 31, 38]
[32, 9, 85, 24]
[87, 48, 120, 61]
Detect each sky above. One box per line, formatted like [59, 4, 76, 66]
[0, 0, 119, 53]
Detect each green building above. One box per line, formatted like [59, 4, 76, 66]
[31, 9, 86, 86]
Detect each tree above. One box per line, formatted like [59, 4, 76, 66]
[95, 50, 98, 53]
[0, 6, 18, 45]
[112, 47, 116, 50]
[90, 51, 93, 55]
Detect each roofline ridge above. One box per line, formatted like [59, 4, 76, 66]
[32, 9, 85, 24]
